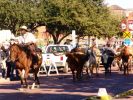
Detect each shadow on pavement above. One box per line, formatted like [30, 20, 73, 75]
[0, 92, 87, 100]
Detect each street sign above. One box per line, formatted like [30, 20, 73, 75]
[123, 31, 132, 38]
[121, 19, 127, 31]
[128, 20, 133, 31]
[121, 23, 126, 30]
[124, 38, 131, 45]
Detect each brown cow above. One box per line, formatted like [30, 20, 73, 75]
[119, 46, 133, 75]
[66, 51, 88, 81]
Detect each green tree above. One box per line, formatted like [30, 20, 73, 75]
[0, 0, 120, 43]
[43, 0, 120, 43]
[0, 0, 44, 34]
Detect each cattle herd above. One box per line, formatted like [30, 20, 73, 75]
[0, 44, 133, 89]
[66, 45, 133, 81]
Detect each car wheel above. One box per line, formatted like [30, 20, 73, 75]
[63, 62, 69, 73]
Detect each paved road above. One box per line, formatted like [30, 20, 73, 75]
[0, 67, 133, 100]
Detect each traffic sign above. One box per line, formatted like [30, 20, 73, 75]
[121, 19, 127, 31]
[128, 20, 133, 31]
[123, 31, 132, 38]
[124, 38, 131, 46]
[121, 23, 126, 30]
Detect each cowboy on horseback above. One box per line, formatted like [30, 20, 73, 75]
[17, 25, 42, 68]
[17, 25, 42, 55]
[9, 26, 43, 88]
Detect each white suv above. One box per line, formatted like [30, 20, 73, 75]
[42, 44, 71, 73]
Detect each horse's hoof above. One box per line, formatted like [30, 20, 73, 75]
[18, 88, 24, 91]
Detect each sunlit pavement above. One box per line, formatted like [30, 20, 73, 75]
[1, 67, 133, 100]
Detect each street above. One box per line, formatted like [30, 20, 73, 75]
[0, 67, 133, 100]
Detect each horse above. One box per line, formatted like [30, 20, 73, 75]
[119, 46, 133, 75]
[9, 43, 42, 88]
[84, 46, 101, 77]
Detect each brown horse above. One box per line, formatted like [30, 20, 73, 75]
[9, 43, 42, 88]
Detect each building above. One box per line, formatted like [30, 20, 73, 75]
[108, 5, 133, 20]
[108, 5, 126, 19]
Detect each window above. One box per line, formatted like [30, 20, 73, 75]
[46, 46, 69, 53]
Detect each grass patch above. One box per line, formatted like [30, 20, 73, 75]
[115, 89, 133, 98]
[85, 95, 112, 100]
[85, 96, 100, 100]
[85, 89, 133, 100]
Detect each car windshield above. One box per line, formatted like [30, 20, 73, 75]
[46, 46, 69, 53]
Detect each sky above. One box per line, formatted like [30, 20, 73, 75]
[104, 0, 133, 9]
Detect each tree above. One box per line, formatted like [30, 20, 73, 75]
[0, 0, 120, 44]
[0, 0, 44, 34]
[42, 0, 120, 43]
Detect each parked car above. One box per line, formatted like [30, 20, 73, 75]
[42, 44, 71, 73]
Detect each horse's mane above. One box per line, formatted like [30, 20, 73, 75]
[11, 44, 31, 57]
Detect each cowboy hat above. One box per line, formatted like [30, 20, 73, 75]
[19, 25, 28, 31]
